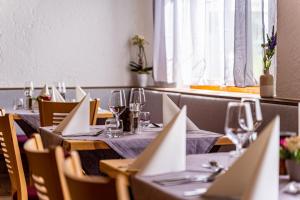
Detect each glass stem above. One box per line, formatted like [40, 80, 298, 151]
[115, 115, 120, 127]
[236, 143, 242, 155]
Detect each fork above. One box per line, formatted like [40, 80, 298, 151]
[153, 168, 223, 186]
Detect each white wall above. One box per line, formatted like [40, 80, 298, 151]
[0, 0, 153, 87]
[276, 0, 300, 99]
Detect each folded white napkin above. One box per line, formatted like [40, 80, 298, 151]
[163, 94, 199, 131]
[39, 84, 50, 97]
[129, 106, 187, 176]
[51, 85, 65, 102]
[54, 94, 90, 136]
[75, 86, 86, 102]
[203, 116, 280, 200]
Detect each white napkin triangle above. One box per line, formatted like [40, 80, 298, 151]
[163, 94, 199, 131]
[54, 94, 90, 136]
[129, 106, 187, 176]
[203, 116, 280, 200]
[39, 84, 50, 97]
[75, 86, 87, 102]
[51, 86, 65, 102]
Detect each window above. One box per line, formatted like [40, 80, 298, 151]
[153, 0, 275, 87]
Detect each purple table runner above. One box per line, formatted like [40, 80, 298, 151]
[39, 126, 221, 159]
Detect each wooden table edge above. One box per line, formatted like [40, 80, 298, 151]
[215, 136, 232, 145]
[63, 135, 232, 151]
[100, 159, 134, 178]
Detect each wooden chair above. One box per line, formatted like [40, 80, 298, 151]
[64, 151, 130, 200]
[24, 134, 70, 200]
[0, 112, 38, 200]
[38, 99, 99, 127]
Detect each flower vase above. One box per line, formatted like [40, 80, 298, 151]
[136, 74, 148, 87]
[286, 159, 300, 181]
[260, 70, 274, 97]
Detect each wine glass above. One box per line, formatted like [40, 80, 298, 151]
[241, 98, 263, 143]
[108, 90, 126, 127]
[24, 81, 34, 97]
[129, 88, 146, 133]
[61, 82, 66, 99]
[129, 88, 146, 111]
[225, 102, 254, 156]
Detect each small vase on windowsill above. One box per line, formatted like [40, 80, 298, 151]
[260, 69, 274, 98]
[136, 73, 148, 87]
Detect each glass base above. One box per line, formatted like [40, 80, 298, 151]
[105, 130, 123, 138]
[229, 148, 246, 157]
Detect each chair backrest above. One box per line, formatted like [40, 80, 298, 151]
[0, 112, 27, 199]
[64, 151, 130, 200]
[24, 135, 70, 200]
[38, 99, 99, 127]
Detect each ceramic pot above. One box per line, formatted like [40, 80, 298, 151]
[136, 74, 148, 87]
[260, 70, 274, 97]
[286, 159, 300, 181]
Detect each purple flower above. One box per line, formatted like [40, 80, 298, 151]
[268, 26, 277, 50]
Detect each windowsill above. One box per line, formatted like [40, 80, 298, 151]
[146, 86, 298, 106]
[147, 86, 259, 98]
[190, 85, 259, 94]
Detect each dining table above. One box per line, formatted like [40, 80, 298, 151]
[39, 125, 221, 155]
[8, 108, 113, 134]
[39, 125, 221, 174]
[122, 152, 298, 200]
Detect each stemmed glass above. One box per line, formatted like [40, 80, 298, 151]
[56, 82, 66, 99]
[24, 81, 34, 110]
[108, 90, 126, 127]
[225, 102, 254, 156]
[24, 81, 34, 97]
[129, 88, 146, 133]
[241, 98, 263, 143]
[61, 82, 66, 98]
[130, 88, 146, 111]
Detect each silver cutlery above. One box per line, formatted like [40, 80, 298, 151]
[202, 160, 223, 171]
[151, 123, 162, 128]
[183, 188, 207, 197]
[63, 129, 105, 137]
[153, 168, 223, 186]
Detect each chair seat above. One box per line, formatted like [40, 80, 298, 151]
[13, 186, 38, 200]
[17, 134, 28, 153]
[17, 134, 28, 146]
[27, 186, 39, 200]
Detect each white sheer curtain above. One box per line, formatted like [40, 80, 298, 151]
[153, 0, 276, 87]
[154, 0, 235, 86]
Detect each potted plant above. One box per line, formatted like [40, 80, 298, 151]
[130, 35, 153, 87]
[280, 136, 300, 181]
[260, 26, 277, 97]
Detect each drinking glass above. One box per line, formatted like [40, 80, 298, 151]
[13, 98, 24, 110]
[241, 98, 263, 142]
[24, 81, 34, 97]
[139, 112, 150, 129]
[61, 82, 66, 98]
[108, 90, 126, 126]
[56, 82, 66, 99]
[129, 88, 145, 133]
[225, 102, 254, 156]
[105, 118, 123, 138]
[129, 88, 146, 111]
